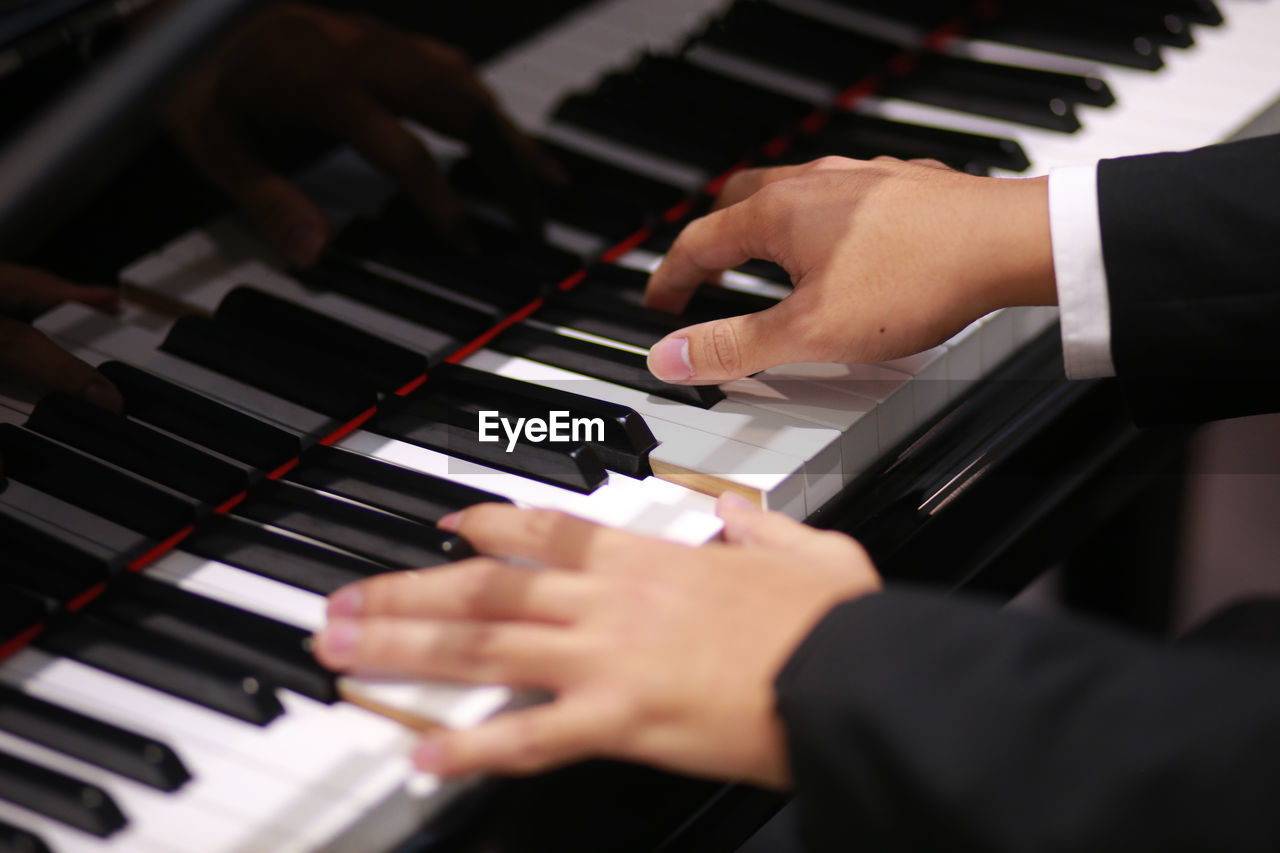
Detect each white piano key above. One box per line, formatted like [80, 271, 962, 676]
[879, 345, 952, 424]
[759, 361, 916, 453]
[542, 121, 709, 190]
[0, 728, 296, 851]
[943, 321, 986, 400]
[463, 348, 829, 515]
[0, 796, 172, 853]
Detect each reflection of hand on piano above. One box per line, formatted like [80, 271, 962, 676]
[313, 495, 880, 789]
[163, 2, 562, 267]
[644, 156, 1058, 385]
[0, 263, 122, 417]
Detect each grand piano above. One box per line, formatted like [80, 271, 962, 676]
[1, 0, 1279, 850]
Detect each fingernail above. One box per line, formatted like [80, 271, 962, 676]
[285, 225, 326, 267]
[327, 586, 363, 619]
[82, 378, 123, 413]
[412, 737, 446, 771]
[647, 336, 693, 382]
[437, 511, 463, 532]
[317, 621, 360, 663]
[717, 492, 759, 514]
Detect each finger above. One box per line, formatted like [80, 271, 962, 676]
[716, 492, 824, 550]
[327, 559, 591, 624]
[645, 293, 817, 384]
[644, 196, 790, 314]
[712, 164, 808, 211]
[313, 617, 572, 685]
[439, 505, 631, 572]
[0, 318, 122, 411]
[0, 264, 118, 318]
[174, 103, 330, 267]
[908, 158, 953, 171]
[329, 90, 468, 239]
[414, 697, 616, 777]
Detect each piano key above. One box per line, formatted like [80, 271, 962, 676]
[525, 140, 688, 212]
[87, 577, 337, 704]
[0, 728, 299, 853]
[0, 650, 409, 851]
[879, 345, 953, 425]
[761, 361, 918, 451]
[971, 8, 1166, 70]
[0, 684, 189, 792]
[488, 324, 725, 408]
[0, 749, 125, 839]
[291, 253, 493, 343]
[35, 616, 285, 726]
[145, 552, 329, 633]
[36, 304, 334, 439]
[182, 515, 392, 595]
[0, 425, 196, 540]
[537, 289, 685, 349]
[232, 480, 474, 570]
[0, 479, 157, 580]
[212, 287, 429, 393]
[797, 112, 1032, 173]
[0, 586, 49, 642]
[286, 444, 510, 525]
[159, 315, 377, 422]
[336, 430, 730, 539]
[99, 360, 301, 473]
[0, 819, 49, 853]
[626, 54, 815, 133]
[367, 394, 609, 494]
[26, 392, 249, 505]
[0, 508, 120, 601]
[460, 349, 828, 516]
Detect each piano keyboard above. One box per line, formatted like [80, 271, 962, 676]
[4, 0, 1280, 849]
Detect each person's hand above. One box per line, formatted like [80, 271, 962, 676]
[313, 495, 881, 788]
[0, 263, 122, 411]
[644, 156, 1056, 384]
[166, 3, 562, 266]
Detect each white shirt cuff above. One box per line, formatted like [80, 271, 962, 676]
[1049, 163, 1115, 379]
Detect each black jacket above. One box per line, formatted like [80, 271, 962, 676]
[776, 136, 1280, 852]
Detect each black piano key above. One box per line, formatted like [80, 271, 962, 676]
[233, 480, 474, 570]
[37, 615, 284, 725]
[335, 220, 546, 312]
[99, 361, 301, 472]
[488, 324, 725, 408]
[288, 445, 509, 525]
[533, 141, 687, 212]
[183, 515, 390, 595]
[0, 583, 51, 640]
[575, 264, 786, 327]
[974, 10, 1164, 70]
[801, 113, 1032, 173]
[214, 287, 429, 393]
[0, 425, 195, 540]
[916, 54, 1115, 109]
[594, 70, 781, 143]
[427, 364, 657, 478]
[292, 252, 491, 345]
[628, 55, 813, 133]
[27, 393, 249, 505]
[0, 750, 125, 838]
[160, 316, 376, 421]
[539, 287, 688, 349]
[697, 2, 891, 86]
[0, 684, 189, 792]
[369, 395, 609, 493]
[0, 818, 50, 853]
[0, 509, 118, 601]
[89, 578, 336, 704]
[553, 92, 744, 172]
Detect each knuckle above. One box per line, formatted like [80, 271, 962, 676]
[522, 508, 566, 544]
[809, 155, 853, 171]
[706, 321, 743, 375]
[459, 559, 508, 610]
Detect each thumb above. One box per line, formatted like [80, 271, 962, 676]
[646, 295, 810, 384]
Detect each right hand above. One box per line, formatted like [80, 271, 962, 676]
[644, 156, 1057, 384]
[0, 263, 122, 413]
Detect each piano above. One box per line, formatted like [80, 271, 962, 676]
[1, 0, 1278, 850]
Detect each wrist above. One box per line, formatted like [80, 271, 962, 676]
[971, 175, 1056, 313]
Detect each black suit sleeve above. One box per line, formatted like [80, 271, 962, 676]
[775, 591, 1280, 852]
[1097, 135, 1280, 425]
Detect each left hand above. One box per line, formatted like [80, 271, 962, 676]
[313, 495, 881, 788]
[166, 3, 561, 266]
